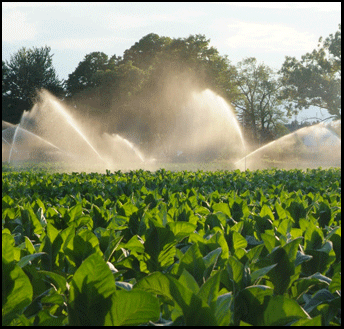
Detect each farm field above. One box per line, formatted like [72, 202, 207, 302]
[2, 167, 341, 326]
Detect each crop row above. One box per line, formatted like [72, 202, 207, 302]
[2, 168, 341, 325]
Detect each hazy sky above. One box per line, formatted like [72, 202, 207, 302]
[2, 2, 341, 121]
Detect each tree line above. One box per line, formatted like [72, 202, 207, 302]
[2, 25, 341, 150]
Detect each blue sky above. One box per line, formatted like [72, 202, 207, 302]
[2, 2, 341, 121]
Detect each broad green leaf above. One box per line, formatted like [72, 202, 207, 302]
[39, 223, 62, 271]
[203, 247, 222, 279]
[261, 232, 278, 253]
[226, 256, 246, 292]
[304, 222, 324, 251]
[21, 207, 44, 238]
[260, 204, 274, 222]
[295, 250, 313, 267]
[283, 237, 303, 263]
[232, 231, 248, 250]
[2, 264, 33, 326]
[104, 290, 160, 326]
[250, 264, 277, 284]
[176, 243, 206, 285]
[329, 272, 341, 293]
[168, 221, 196, 241]
[215, 292, 233, 326]
[144, 224, 175, 271]
[24, 236, 36, 255]
[290, 273, 330, 299]
[303, 288, 335, 313]
[68, 253, 117, 326]
[275, 202, 288, 220]
[2, 233, 15, 264]
[301, 241, 336, 275]
[38, 270, 68, 293]
[212, 202, 231, 218]
[236, 285, 274, 325]
[197, 270, 222, 310]
[267, 247, 294, 295]
[64, 229, 102, 269]
[263, 295, 310, 326]
[178, 269, 199, 294]
[66, 203, 83, 223]
[134, 272, 217, 326]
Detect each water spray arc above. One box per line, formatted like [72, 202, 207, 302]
[8, 124, 21, 163]
[2, 89, 341, 171]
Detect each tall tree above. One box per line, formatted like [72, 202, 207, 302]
[65, 52, 120, 98]
[232, 58, 286, 145]
[122, 33, 171, 71]
[2, 46, 64, 124]
[280, 24, 341, 119]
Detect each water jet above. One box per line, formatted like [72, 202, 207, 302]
[2, 88, 341, 172]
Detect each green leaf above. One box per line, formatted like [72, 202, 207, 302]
[303, 288, 335, 314]
[17, 252, 46, 268]
[260, 204, 275, 222]
[290, 273, 330, 300]
[291, 314, 322, 326]
[178, 269, 199, 294]
[266, 239, 303, 295]
[144, 224, 176, 271]
[168, 221, 196, 241]
[329, 272, 341, 293]
[236, 285, 274, 325]
[176, 243, 206, 285]
[215, 292, 233, 326]
[250, 264, 277, 284]
[261, 232, 278, 253]
[104, 290, 160, 326]
[38, 270, 68, 293]
[39, 223, 62, 271]
[301, 241, 336, 275]
[226, 256, 246, 292]
[2, 264, 33, 326]
[232, 231, 248, 250]
[68, 253, 117, 326]
[275, 202, 288, 220]
[2, 233, 16, 264]
[212, 202, 231, 218]
[134, 272, 217, 326]
[263, 295, 310, 326]
[64, 229, 102, 269]
[203, 247, 222, 279]
[24, 236, 36, 255]
[197, 270, 222, 310]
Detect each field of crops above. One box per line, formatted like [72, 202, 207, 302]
[2, 167, 341, 326]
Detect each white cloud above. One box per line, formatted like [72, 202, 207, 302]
[50, 36, 133, 50]
[213, 2, 341, 12]
[2, 11, 37, 42]
[2, 2, 109, 9]
[104, 10, 206, 31]
[214, 20, 317, 53]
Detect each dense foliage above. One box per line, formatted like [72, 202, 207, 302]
[280, 24, 341, 119]
[3, 25, 341, 145]
[2, 168, 341, 325]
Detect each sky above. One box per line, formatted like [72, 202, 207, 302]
[2, 2, 341, 122]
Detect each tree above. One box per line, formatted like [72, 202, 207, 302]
[232, 58, 286, 145]
[2, 46, 64, 123]
[280, 24, 341, 119]
[122, 33, 171, 71]
[117, 34, 239, 154]
[65, 52, 120, 98]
